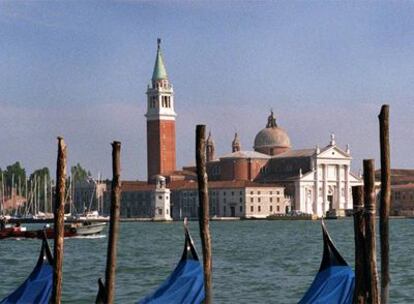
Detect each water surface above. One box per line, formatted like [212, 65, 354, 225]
[0, 219, 413, 303]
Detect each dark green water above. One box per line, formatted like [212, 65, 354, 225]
[0, 219, 413, 303]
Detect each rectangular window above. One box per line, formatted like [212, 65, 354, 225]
[232, 191, 234, 196]
[250, 198, 253, 203]
[258, 191, 261, 194]
[239, 197, 243, 203]
[277, 205, 280, 212]
[270, 205, 273, 212]
[224, 206, 226, 212]
[258, 198, 261, 203]
[258, 206, 261, 212]
[270, 197, 273, 203]
[240, 206, 243, 212]
[250, 206, 253, 212]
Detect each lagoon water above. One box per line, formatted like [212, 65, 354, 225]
[0, 219, 413, 303]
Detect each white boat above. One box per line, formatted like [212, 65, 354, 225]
[67, 221, 106, 236]
[74, 210, 109, 221]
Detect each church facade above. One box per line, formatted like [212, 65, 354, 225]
[187, 114, 362, 217]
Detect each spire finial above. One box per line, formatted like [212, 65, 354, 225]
[266, 110, 277, 128]
[157, 38, 161, 49]
[330, 133, 336, 146]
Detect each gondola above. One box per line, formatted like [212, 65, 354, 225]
[96, 222, 205, 304]
[298, 220, 354, 304]
[0, 233, 54, 304]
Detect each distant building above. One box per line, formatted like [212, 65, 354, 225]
[185, 115, 362, 217]
[171, 180, 289, 219]
[73, 180, 107, 215]
[97, 39, 362, 219]
[391, 184, 414, 216]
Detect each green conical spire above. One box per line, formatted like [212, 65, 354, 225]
[152, 38, 168, 81]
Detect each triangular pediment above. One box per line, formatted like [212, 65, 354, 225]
[317, 145, 351, 159]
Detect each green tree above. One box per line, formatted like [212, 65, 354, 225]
[71, 163, 91, 183]
[3, 162, 26, 196]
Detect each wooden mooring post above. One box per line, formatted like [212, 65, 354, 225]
[378, 105, 391, 304]
[363, 159, 380, 304]
[104, 141, 122, 304]
[352, 185, 367, 304]
[52, 137, 67, 304]
[196, 125, 212, 304]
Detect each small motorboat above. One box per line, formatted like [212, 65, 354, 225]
[0, 233, 53, 304]
[1, 222, 105, 240]
[43, 222, 106, 239]
[298, 220, 355, 304]
[68, 221, 106, 236]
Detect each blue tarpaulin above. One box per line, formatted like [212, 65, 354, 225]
[298, 221, 355, 304]
[138, 227, 205, 304]
[1, 238, 53, 304]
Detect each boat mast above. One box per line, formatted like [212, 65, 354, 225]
[1, 172, 3, 216]
[11, 173, 15, 214]
[18, 175, 21, 216]
[44, 174, 47, 214]
[25, 177, 28, 215]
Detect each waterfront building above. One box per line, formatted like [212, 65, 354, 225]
[391, 183, 414, 216]
[171, 180, 289, 219]
[152, 175, 172, 221]
[73, 180, 106, 214]
[98, 39, 362, 219]
[185, 113, 362, 217]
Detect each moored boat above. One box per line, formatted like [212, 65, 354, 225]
[0, 233, 53, 303]
[95, 220, 204, 304]
[298, 220, 355, 304]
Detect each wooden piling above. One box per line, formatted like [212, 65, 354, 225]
[352, 185, 366, 304]
[378, 105, 391, 304]
[104, 141, 122, 304]
[196, 125, 212, 304]
[363, 159, 380, 304]
[52, 137, 67, 304]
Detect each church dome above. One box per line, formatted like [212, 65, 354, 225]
[254, 111, 291, 155]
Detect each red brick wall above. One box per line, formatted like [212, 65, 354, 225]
[147, 119, 176, 181]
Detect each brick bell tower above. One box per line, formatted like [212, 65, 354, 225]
[146, 39, 177, 182]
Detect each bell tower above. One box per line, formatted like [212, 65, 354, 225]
[146, 39, 177, 182]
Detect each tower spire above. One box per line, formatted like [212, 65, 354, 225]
[232, 132, 241, 152]
[152, 38, 168, 81]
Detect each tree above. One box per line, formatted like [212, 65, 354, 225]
[3, 162, 26, 196]
[71, 163, 91, 183]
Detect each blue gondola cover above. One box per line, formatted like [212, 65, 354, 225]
[138, 227, 205, 304]
[0, 237, 54, 304]
[299, 221, 355, 304]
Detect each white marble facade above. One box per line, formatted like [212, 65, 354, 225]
[294, 138, 362, 217]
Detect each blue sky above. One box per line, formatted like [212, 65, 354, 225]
[0, 1, 413, 179]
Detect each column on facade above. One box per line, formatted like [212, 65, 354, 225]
[345, 165, 351, 209]
[313, 160, 319, 215]
[323, 164, 328, 215]
[337, 164, 341, 210]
